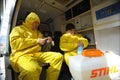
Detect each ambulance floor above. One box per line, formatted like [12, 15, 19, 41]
[58, 61, 72, 80]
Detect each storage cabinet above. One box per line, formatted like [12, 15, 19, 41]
[62, 0, 120, 50]
[91, 0, 120, 55]
[65, 9, 72, 20]
[75, 10, 93, 30]
[65, 0, 90, 20]
[63, 0, 96, 49]
[72, 0, 90, 17]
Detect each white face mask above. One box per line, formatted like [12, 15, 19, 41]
[67, 29, 75, 35]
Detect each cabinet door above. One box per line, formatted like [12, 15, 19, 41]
[79, 13, 93, 30]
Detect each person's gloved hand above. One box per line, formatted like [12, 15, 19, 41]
[77, 46, 83, 55]
[77, 42, 84, 55]
[46, 36, 54, 46]
[46, 36, 52, 43]
[78, 42, 84, 47]
[38, 38, 47, 45]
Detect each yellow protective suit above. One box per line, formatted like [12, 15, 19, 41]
[9, 12, 63, 80]
[60, 33, 88, 65]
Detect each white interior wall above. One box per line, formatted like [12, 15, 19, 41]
[95, 27, 120, 55]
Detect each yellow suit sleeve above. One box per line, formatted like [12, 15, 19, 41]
[76, 33, 89, 48]
[60, 33, 89, 52]
[78, 37, 88, 48]
[60, 35, 78, 52]
[10, 27, 38, 51]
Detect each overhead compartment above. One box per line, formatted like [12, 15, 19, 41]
[91, 0, 120, 30]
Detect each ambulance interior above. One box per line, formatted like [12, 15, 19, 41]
[0, 0, 120, 80]
[14, 0, 120, 55]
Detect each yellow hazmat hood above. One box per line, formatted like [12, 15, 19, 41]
[25, 12, 40, 25]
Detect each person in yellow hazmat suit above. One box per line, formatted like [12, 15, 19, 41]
[9, 12, 63, 80]
[59, 23, 88, 66]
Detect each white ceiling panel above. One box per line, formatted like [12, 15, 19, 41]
[17, 0, 82, 23]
